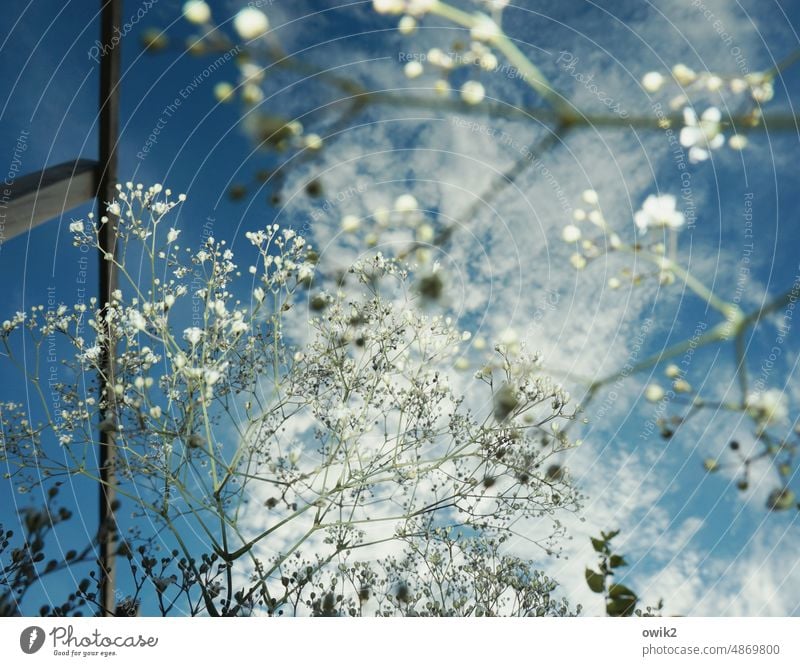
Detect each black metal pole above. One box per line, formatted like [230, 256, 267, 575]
[97, 0, 121, 617]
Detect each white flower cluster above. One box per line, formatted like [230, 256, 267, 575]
[560, 189, 618, 271]
[634, 194, 685, 234]
[641, 63, 774, 104]
[679, 106, 724, 163]
[562, 188, 690, 292]
[640, 63, 774, 160]
[374, 2, 501, 106]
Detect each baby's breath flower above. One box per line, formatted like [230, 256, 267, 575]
[641, 71, 664, 93]
[404, 61, 424, 79]
[398, 15, 417, 35]
[427, 48, 453, 69]
[705, 74, 723, 92]
[471, 15, 501, 43]
[634, 194, 685, 234]
[645, 384, 665, 402]
[673, 378, 692, 393]
[233, 7, 270, 40]
[241, 84, 264, 105]
[461, 80, 486, 105]
[479, 52, 498, 71]
[671, 63, 696, 86]
[728, 134, 748, 150]
[433, 79, 449, 96]
[184, 327, 204, 345]
[416, 223, 435, 243]
[373, 0, 405, 14]
[394, 193, 419, 213]
[569, 253, 586, 270]
[128, 310, 147, 331]
[561, 225, 581, 243]
[214, 82, 235, 103]
[680, 106, 724, 163]
[183, 1, 211, 24]
[341, 215, 361, 233]
[304, 133, 323, 150]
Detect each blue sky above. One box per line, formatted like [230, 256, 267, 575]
[2, 0, 800, 616]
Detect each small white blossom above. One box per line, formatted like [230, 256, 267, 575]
[561, 225, 581, 243]
[471, 15, 501, 42]
[404, 61, 424, 79]
[184, 327, 204, 345]
[398, 15, 417, 35]
[128, 310, 147, 331]
[394, 194, 419, 213]
[461, 80, 486, 105]
[214, 82, 235, 103]
[680, 107, 724, 163]
[341, 215, 361, 233]
[167, 228, 180, 244]
[427, 48, 453, 69]
[304, 133, 323, 150]
[705, 74, 723, 92]
[69, 220, 84, 233]
[233, 7, 270, 40]
[671, 63, 696, 86]
[569, 253, 587, 270]
[728, 134, 748, 150]
[645, 384, 665, 402]
[479, 52, 498, 71]
[372, 0, 404, 14]
[641, 71, 665, 93]
[634, 194, 685, 234]
[673, 378, 692, 393]
[183, 1, 211, 24]
[241, 83, 264, 105]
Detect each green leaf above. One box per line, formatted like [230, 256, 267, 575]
[607, 597, 637, 617]
[609, 555, 627, 569]
[590, 537, 607, 553]
[585, 568, 605, 594]
[608, 583, 637, 600]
